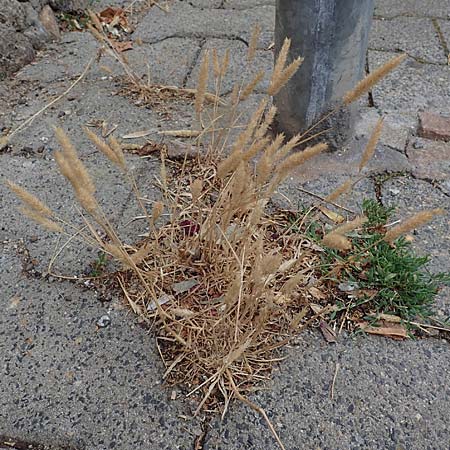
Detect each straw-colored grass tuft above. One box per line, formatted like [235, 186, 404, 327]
[7, 27, 442, 450]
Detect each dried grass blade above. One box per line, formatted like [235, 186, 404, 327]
[195, 50, 210, 118]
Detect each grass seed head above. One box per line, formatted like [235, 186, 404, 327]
[383, 208, 444, 242]
[6, 180, 53, 217]
[195, 50, 210, 117]
[359, 117, 384, 172]
[343, 54, 407, 105]
[322, 232, 352, 251]
[247, 24, 262, 62]
[325, 179, 353, 203]
[19, 207, 63, 233]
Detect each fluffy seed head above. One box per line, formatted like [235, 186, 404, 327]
[247, 24, 261, 62]
[6, 180, 53, 217]
[343, 54, 406, 105]
[322, 233, 352, 251]
[359, 117, 384, 172]
[383, 209, 444, 243]
[19, 207, 62, 233]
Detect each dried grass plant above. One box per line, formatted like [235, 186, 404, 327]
[6, 25, 437, 450]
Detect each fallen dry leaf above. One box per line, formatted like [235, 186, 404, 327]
[319, 320, 337, 343]
[112, 40, 133, 53]
[308, 286, 327, 301]
[318, 205, 345, 223]
[357, 320, 408, 340]
[98, 7, 129, 30]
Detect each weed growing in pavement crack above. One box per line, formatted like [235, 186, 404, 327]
[5, 23, 447, 450]
[307, 199, 450, 324]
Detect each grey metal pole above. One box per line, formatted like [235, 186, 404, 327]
[274, 0, 374, 149]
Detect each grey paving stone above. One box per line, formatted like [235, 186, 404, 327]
[204, 330, 450, 450]
[3, 80, 196, 157]
[407, 138, 450, 183]
[0, 242, 202, 450]
[375, 0, 450, 19]
[2, 3, 450, 450]
[437, 19, 450, 54]
[17, 32, 202, 86]
[133, 1, 275, 49]
[188, 0, 222, 7]
[370, 17, 447, 64]
[0, 153, 161, 275]
[287, 138, 412, 184]
[186, 38, 273, 95]
[368, 51, 450, 116]
[355, 107, 416, 152]
[223, 0, 275, 8]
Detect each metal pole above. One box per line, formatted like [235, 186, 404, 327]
[274, 0, 375, 149]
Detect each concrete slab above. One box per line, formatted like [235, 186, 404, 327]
[0, 152, 161, 275]
[2, 2, 450, 449]
[223, 0, 275, 8]
[3, 79, 197, 157]
[133, 1, 275, 49]
[0, 243, 202, 450]
[189, 0, 222, 7]
[437, 20, 450, 55]
[382, 175, 450, 275]
[368, 51, 450, 116]
[370, 17, 447, 64]
[355, 107, 416, 152]
[374, 0, 450, 19]
[17, 33, 202, 87]
[204, 330, 450, 450]
[277, 174, 376, 216]
[407, 139, 450, 183]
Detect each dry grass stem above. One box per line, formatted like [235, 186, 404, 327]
[383, 209, 444, 242]
[195, 51, 210, 118]
[220, 48, 230, 78]
[54, 127, 96, 195]
[275, 143, 327, 182]
[108, 136, 127, 169]
[359, 117, 384, 172]
[84, 127, 124, 169]
[151, 201, 164, 224]
[343, 54, 406, 105]
[7, 32, 418, 450]
[271, 38, 290, 85]
[255, 105, 277, 140]
[212, 48, 221, 78]
[247, 25, 262, 62]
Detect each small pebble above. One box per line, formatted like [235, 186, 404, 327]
[413, 140, 424, 149]
[97, 315, 111, 328]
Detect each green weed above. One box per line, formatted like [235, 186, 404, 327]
[315, 200, 450, 321]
